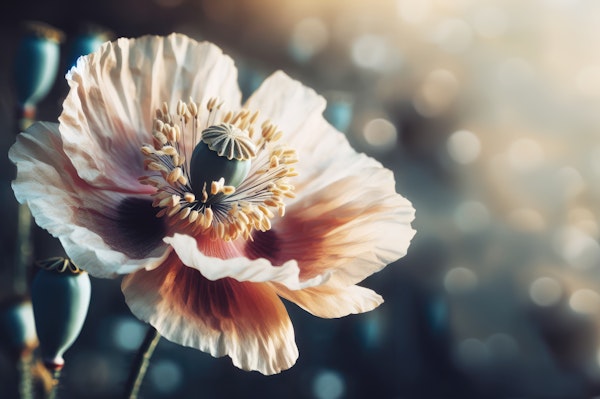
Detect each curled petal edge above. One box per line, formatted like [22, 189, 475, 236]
[164, 233, 329, 290]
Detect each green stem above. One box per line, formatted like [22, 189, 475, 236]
[14, 204, 33, 295]
[14, 106, 35, 296]
[123, 326, 160, 399]
[17, 353, 33, 399]
[47, 369, 62, 399]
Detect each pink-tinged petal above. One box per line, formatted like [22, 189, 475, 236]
[9, 122, 169, 277]
[245, 71, 415, 286]
[245, 156, 415, 287]
[277, 157, 415, 287]
[122, 252, 298, 375]
[273, 284, 383, 318]
[165, 233, 327, 289]
[242, 70, 415, 312]
[246, 71, 397, 205]
[60, 33, 241, 191]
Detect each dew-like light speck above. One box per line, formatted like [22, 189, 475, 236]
[290, 17, 329, 63]
[447, 130, 481, 164]
[530, 277, 562, 307]
[569, 289, 600, 314]
[444, 267, 478, 294]
[362, 118, 398, 151]
[149, 359, 183, 394]
[313, 370, 346, 399]
[113, 317, 146, 351]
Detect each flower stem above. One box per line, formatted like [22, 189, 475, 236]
[14, 106, 35, 296]
[123, 326, 160, 399]
[14, 203, 33, 295]
[17, 353, 33, 399]
[47, 369, 62, 399]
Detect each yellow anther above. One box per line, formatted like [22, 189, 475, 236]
[211, 178, 224, 195]
[153, 131, 168, 145]
[147, 162, 167, 172]
[258, 205, 274, 218]
[188, 98, 198, 117]
[203, 208, 214, 227]
[157, 196, 172, 208]
[207, 97, 217, 111]
[263, 199, 278, 207]
[201, 182, 208, 203]
[189, 210, 199, 223]
[177, 100, 186, 116]
[141, 145, 155, 155]
[179, 207, 191, 220]
[173, 125, 181, 141]
[221, 186, 236, 195]
[184, 193, 196, 203]
[217, 222, 225, 239]
[167, 167, 183, 185]
[177, 175, 188, 186]
[162, 145, 178, 156]
[222, 111, 233, 123]
[167, 204, 182, 217]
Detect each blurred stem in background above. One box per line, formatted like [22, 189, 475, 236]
[0, 297, 38, 399]
[12, 20, 63, 295]
[10, 21, 63, 399]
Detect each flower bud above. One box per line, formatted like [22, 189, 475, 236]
[13, 21, 64, 130]
[0, 296, 38, 358]
[65, 26, 112, 70]
[31, 258, 91, 370]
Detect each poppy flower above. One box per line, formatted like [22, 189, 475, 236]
[10, 33, 416, 374]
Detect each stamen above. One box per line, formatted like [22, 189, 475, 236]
[184, 193, 195, 203]
[139, 98, 297, 241]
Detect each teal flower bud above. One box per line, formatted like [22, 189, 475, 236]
[66, 26, 112, 70]
[0, 296, 38, 358]
[31, 258, 91, 370]
[13, 21, 64, 129]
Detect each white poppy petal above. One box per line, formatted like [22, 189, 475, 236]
[279, 160, 415, 287]
[244, 70, 415, 287]
[165, 233, 327, 289]
[9, 122, 169, 277]
[60, 33, 242, 190]
[274, 283, 384, 318]
[245, 158, 415, 288]
[245, 71, 326, 143]
[122, 252, 298, 374]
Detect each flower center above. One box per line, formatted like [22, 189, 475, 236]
[139, 98, 297, 241]
[189, 123, 253, 200]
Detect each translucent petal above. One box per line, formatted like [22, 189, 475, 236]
[122, 252, 298, 374]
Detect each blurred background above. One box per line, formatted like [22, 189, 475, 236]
[2, 0, 600, 398]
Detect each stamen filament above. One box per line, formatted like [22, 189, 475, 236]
[140, 98, 297, 241]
